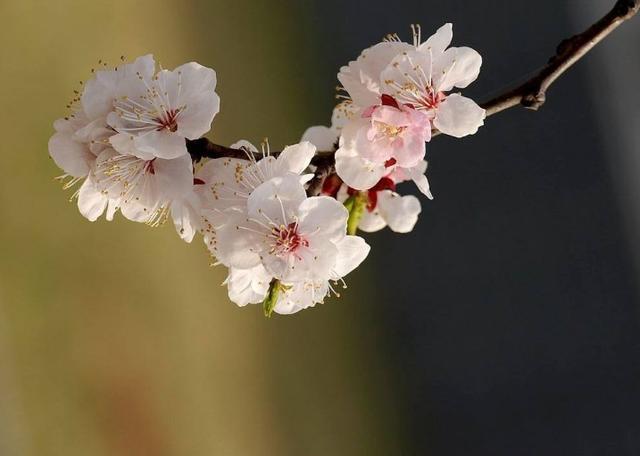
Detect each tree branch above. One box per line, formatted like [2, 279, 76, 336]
[479, 0, 639, 117]
[187, 0, 639, 175]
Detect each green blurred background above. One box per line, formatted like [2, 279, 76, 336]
[0, 1, 406, 454]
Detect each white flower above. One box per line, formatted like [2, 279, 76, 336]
[334, 118, 433, 198]
[48, 112, 112, 181]
[198, 140, 316, 254]
[333, 24, 484, 195]
[49, 55, 157, 191]
[81, 54, 220, 161]
[215, 175, 368, 283]
[78, 148, 193, 225]
[273, 234, 369, 314]
[170, 188, 205, 243]
[338, 42, 413, 108]
[223, 235, 370, 315]
[337, 24, 484, 138]
[81, 55, 156, 120]
[381, 23, 485, 138]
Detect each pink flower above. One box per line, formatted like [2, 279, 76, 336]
[359, 95, 431, 168]
[335, 94, 433, 192]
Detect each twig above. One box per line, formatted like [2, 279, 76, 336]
[187, 0, 639, 188]
[479, 0, 639, 117]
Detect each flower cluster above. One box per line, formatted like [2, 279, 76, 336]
[48, 23, 484, 316]
[49, 54, 220, 241]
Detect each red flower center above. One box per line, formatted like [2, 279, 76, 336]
[273, 222, 308, 255]
[422, 88, 446, 110]
[155, 109, 180, 132]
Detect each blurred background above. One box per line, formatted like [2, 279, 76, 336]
[1, 0, 639, 454]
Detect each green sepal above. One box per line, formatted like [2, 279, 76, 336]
[262, 279, 291, 318]
[344, 192, 368, 235]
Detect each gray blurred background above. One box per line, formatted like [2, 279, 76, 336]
[1, 0, 639, 455]
[307, 0, 640, 454]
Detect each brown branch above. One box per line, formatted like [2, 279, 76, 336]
[479, 0, 639, 117]
[188, 0, 639, 188]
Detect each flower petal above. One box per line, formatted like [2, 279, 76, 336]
[433, 93, 485, 138]
[226, 265, 271, 306]
[275, 141, 316, 175]
[417, 23, 453, 57]
[171, 62, 220, 139]
[335, 119, 386, 190]
[171, 192, 202, 243]
[273, 281, 328, 315]
[152, 154, 194, 200]
[332, 235, 370, 278]
[404, 163, 433, 199]
[298, 196, 349, 243]
[214, 210, 262, 269]
[358, 208, 387, 232]
[338, 41, 412, 107]
[247, 176, 307, 225]
[381, 50, 433, 100]
[301, 126, 337, 151]
[77, 177, 108, 221]
[432, 47, 482, 92]
[134, 130, 189, 160]
[377, 190, 421, 233]
[48, 131, 94, 177]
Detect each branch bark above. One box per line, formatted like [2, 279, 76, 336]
[187, 0, 639, 173]
[478, 0, 639, 118]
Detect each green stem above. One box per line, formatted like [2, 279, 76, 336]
[344, 192, 368, 235]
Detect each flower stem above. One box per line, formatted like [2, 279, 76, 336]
[344, 192, 368, 235]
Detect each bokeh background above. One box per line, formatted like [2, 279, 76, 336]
[1, 0, 639, 455]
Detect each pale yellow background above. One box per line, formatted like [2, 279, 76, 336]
[0, 1, 406, 455]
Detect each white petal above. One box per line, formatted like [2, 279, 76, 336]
[48, 131, 94, 177]
[331, 101, 359, 131]
[273, 281, 328, 315]
[338, 41, 412, 107]
[230, 140, 258, 152]
[381, 50, 432, 99]
[335, 149, 386, 191]
[215, 210, 262, 269]
[275, 141, 316, 175]
[432, 47, 482, 92]
[152, 154, 193, 200]
[171, 192, 202, 243]
[133, 130, 189, 160]
[417, 23, 453, 56]
[171, 62, 220, 139]
[247, 176, 307, 225]
[196, 157, 250, 211]
[377, 190, 421, 233]
[301, 126, 337, 151]
[77, 177, 108, 221]
[405, 164, 433, 199]
[298, 196, 349, 243]
[264, 238, 337, 283]
[335, 119, 386, 190]
[226, 265, 271, 306]
[358, 209, 387, 232]
[81, 54, 155, 120]
[332, 235, 370, 278]
[433, 94, 485, 138]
